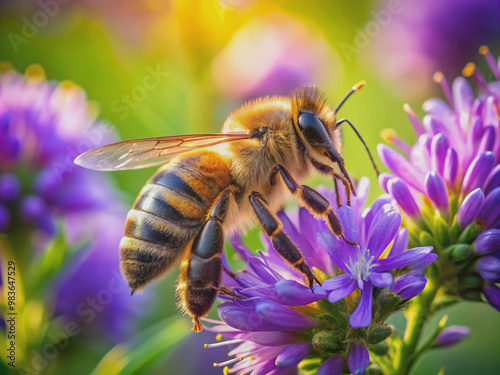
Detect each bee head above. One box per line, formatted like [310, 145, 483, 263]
[291, 85, 340, 164]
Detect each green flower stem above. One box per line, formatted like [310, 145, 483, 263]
[395, 276, 441, 375]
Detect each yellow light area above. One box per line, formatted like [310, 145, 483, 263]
[25, 63, 45, 82]
[381, 128, 396, 142]
[0, 62, 14, 73]
[462, 62, 475, 77]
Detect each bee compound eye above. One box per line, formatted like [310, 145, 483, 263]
[297, 112, 331, 146]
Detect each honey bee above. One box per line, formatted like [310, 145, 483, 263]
[75, 81, 378, 332]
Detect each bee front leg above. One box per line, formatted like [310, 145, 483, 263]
[249, 191, 321, 291]
[177, 186, 238, 333]
[269, 165, 358, 246]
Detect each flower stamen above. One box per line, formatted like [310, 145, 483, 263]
[479, 45, 500, 80]
[205, 339, 244, 349]
[433, 71, 454, 108]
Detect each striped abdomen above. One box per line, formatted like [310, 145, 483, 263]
[120, 150, 232, 292]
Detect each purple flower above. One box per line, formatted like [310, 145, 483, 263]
[0, 67, 118, 237]
[434, 326, 471, 348]
[370, 0, 500, 97]
[319, 199, 435, 328]
[378, 49, 500, 311]
[204, 179, 431, 373]
[0, 66, 134, 340]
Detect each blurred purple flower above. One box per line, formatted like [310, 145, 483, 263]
[0, 67, 118, 236]
[211, 13, 340, 100]
[434, 326, 471, 348]
[0, 66, 134, 340]
[370, 0, 500, 97]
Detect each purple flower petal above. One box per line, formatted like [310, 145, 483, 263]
[317, 355, 345, 375]
[452, 77, 474, 114]
[443, 148, 458, 189]
[425, 172, 449, 212]
[478, 126, 496, 154]
[484, 283, 500, 311]
[476, 256, 500, 283]
[474, 229, 500, 255]
[319, 231, 349, 274]
[478, 188, 500, 228]
[347, 341, 369, 375]
[435, 326, 471, 348]
[461, 152, 495, 195]
[250, 332, 298, 346]
[367, 206, 402, 259]
[217, 303, 267, 331]
[388, 228, 409, 257]
[251, 359, 277, 375]
[361, 195, 394, 243]
[255, 301, 318, 331]
[374, 246, 434, 272]
[275, 342, 312, 367]
[378, 144, 425, 192]
[387, 178, 422, 219]
[391, 276, 427, 300]
[430, 133, 449, 175]
[457, 188, 485, 229]
[485, 165, 500, 195]
[323, 274, 357, 303]
[349, 282, 373, 328]
[378, 173, 392, 193]
[274, 280, 326, 305]
[370, 272, 393, 288]
[337, 205, 359, 243]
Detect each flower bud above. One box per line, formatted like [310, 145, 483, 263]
[312, 330, 343, 353]
[476, 256, 500, 283]
[434, 326, 470, 348]
[446, 244, 472, 266]
[457, 188, 484, 229]
[474, 229, 500, 255]
[457, 222, 482, 244]
[391, 276, 427, 300]
[367, 325, 393, 344]
[0, 173, 20, 203]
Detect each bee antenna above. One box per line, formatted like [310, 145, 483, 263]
[334, 80, 366, 113]
[336, 118, 380, 177]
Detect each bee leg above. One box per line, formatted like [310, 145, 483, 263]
[211, 286, 244, 301]
[177, 187, 237, 333]
[309, 159, 353, 206]
[249, 191, 321, 291]
[270, 165, 358, 246]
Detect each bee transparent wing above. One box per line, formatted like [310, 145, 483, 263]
[74, 133, 252, 171]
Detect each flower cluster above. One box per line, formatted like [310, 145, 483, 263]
[377, 47, 500, 311]
[203, 179, 435, 375]
[0, 66, 133, 339]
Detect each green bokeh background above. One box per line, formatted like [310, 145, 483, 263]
[1, 0, 499, 374]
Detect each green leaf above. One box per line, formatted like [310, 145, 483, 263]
[90, 316, 190, 375]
